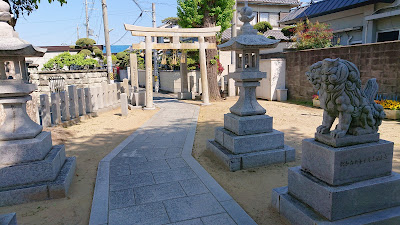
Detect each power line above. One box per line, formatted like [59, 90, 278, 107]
[111, 13, 143, 45]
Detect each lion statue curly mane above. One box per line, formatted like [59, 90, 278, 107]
[306, 58, 386, 138]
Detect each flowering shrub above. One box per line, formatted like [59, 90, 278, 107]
[281, 25, 296, 40]
[312, 95, 319, 100]
[375, 100, 400, 110]
[217, 59, 224, 74]
[295, 19, 333, 50]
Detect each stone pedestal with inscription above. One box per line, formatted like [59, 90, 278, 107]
[272, 136, 400, 224]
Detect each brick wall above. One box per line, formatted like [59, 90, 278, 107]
[284, 41, 400, 101]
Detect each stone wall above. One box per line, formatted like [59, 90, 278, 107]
[30, 70, 108, 95]
[284, 40, 400, 101]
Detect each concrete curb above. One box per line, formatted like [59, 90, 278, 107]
[181, 104, 257, 225]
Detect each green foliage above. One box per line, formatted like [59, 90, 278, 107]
[43, 52, 71, 70]
[115, 50, 130, 69]
[161, 17, 179, 25]
[281, 25, 296, 39]
[43, 52, 99, 71]
[177, 0, 235, 32]
[93, 47, 104, 59]
[7, 0, 66, 24]
[295, 19, 333, 50]
[253, 21, 272, 33]
[75, 38, 96, 48]
[268, 36, 276, 40]
[78, 49, 92, 57]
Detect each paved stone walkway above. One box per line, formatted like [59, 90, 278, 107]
[90, 94, 256, 225]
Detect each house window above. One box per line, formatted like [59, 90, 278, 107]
[377, 30, 399, 42]
[269, 13, 279, 27]
[260, 13, 269, 22]
[250, 12, 258, 25]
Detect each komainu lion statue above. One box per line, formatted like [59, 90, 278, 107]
[306, 58, 386, 138]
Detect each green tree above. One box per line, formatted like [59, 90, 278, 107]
[78, 49, 92, 57]
[254, 21, 272, 33]
[5, 0, 67, 26]
[295, 20, 333, 50]
[75, 38, 96, 48]
[93, 47, 104, 59]
[177, 0, 235, 101]
[161, 17, 179, 25]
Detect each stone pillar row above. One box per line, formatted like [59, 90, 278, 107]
[38, 81, 126, 127]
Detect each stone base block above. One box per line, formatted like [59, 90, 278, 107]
[177, 92, 193, 100]
[131, 91, 146, 106]
[215, 127, 284, 154]
[276, 89, 288, 102]
[224, 113, 273, 136]
[272, 186, 400, 225]
[0, 145, 66, 188]
[0, 157, 76, 207]
[0, 131, 52, 165]
[207, 140, 295, 172]
[0, 213, 17, 225]
[315, 133, 380, 147]
[288, 167, 400, 221]
[302, 139, 394, 186]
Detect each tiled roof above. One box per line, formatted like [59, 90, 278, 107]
[279, 6, 309, 24]
[280, 0, 396, 24]
[238, 0, 299, 5]
[221, 28, 289, 41]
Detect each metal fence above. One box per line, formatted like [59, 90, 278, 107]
[49, 76, 65, 93]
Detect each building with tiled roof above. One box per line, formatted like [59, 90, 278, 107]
[279, 0, 400, 45]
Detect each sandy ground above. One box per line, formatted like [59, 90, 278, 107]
[186, 97, 400, 225]
[0, 107, 158, 225]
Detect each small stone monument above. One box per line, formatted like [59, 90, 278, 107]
[207, 2, 295, 171]
[272, 58, 400, 224]
[0, 0, 76, 206]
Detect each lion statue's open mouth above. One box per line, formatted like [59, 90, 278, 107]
[306, 58, 386, 138]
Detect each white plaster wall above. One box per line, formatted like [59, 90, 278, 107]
[256, 58, 286, 100]
[159, 70, 181, 93]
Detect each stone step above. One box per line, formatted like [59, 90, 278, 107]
[0, 131, 52, 165]
[224, 113, 273, 136]
[272, 186, 400, 225]
[302, 138, 394, 186]
[0, 145, 66, 188]
[0, 156, 76, 207]
[207, 140, 295, 171]
[215, 127, 284, 154]
[287, 166, 400, 221]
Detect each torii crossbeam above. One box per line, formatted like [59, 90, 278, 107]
[124, 24, 220, 107]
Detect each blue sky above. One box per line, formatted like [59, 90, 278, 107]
[15, 0, 310, 46]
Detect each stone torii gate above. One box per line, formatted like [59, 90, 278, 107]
[124, 24, 220, 108]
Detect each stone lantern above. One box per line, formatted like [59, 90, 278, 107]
[0, 0, 76, 206]
[207, 2, 295, 171]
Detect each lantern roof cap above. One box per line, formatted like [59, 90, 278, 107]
[0, 0, 46, 57]
[218, 1, 279, 51]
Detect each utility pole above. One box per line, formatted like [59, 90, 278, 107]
[152, 3, 159, 93]
[101, 0, 113, 83]
[85, 0, 90, 38]
[231, 0, 237, 66]
[77, 24, 80, 40]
